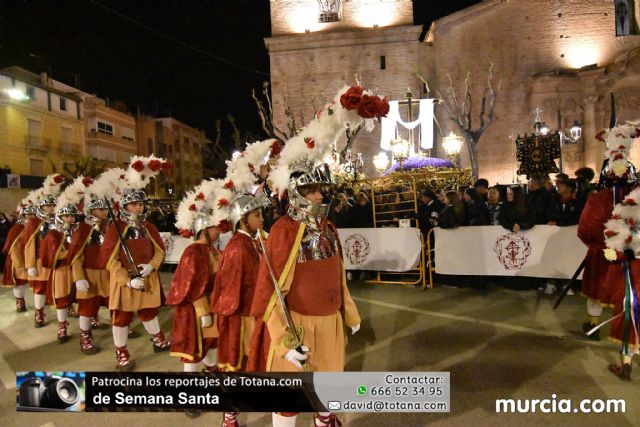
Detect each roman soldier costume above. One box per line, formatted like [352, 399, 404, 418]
[24, 174, 65, 328]
[592, 124, 640, 380]
[2, 201, 37, 312]
[167, 179, 230, 373]
[246, 85, 387, 427]
[99, 156, 171, 371]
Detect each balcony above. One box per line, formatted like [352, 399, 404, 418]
[59, 141, 81, 156]
[26, 135, 52, 154]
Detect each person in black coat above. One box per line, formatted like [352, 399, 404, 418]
[351, 192, 373, 228]
[552, 179, 582, 226]
[438, 191, 466, 229]
[463, 188, 490, 226]
[499, 186, 536, 232]
[418, 189, 445, 235]
[526, 175, 560, 224]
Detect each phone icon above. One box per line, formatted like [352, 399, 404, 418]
[357, 385, 367, 396]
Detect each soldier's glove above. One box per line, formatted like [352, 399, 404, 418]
[127, 277, 145, 290]
[75, 279, 90, 293]
[351, 324, 361, 335]
[284, 346, 309, 369]
[27, 267, 38, 277]
[137, 264, 153, 278]
[624, 249, 636, 261]
[200, 314, 213, 328]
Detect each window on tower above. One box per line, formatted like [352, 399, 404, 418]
[615, 0, 639, 36]
[318, 0, 341, 23]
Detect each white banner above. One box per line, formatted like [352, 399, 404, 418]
[338, 228, 422, 272]
[434, 225, 586, 278]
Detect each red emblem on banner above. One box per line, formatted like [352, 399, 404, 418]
[493, 232, 532, 270]
[344, 234, 371, 266]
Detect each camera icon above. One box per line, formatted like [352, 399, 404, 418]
[18, 376, 81, 411]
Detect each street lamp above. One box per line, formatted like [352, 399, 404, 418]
[343, 149, 364, 182]
[442, 132, 463, 167]
[3, 88, 29, 101]
[373, 151, 390, 173]
[566, 120, 582, 143]
[390, 138, 411, 169]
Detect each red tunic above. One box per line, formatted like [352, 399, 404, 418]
[167, 243, 218, 362]
[248, 217, 305, 372]
[212, 231, 260, 370]
[99, 220, 166, 311]
[577, 189, 613, 305]
[2, 223, 26, 286]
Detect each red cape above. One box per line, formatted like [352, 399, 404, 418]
[166, 243, 214, 306]
[68, 222, 93, 264]
[212, 232, 260, 317]
[247, 216, 303, 372]
[22, 217, 43, 249]
[2, 223, 24, 254]
[98, 220, 165, 268]
[3, 223, 25, 286]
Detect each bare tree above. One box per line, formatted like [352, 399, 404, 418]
[50, 156, 106, 178]
[435, 62, 500, 178]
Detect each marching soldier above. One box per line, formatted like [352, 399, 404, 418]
[24, 174, 65, 327]
[100, 157, 171, 371]
[2, 201, 37, 311]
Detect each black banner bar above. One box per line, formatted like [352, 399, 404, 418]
[85, 372, 326, 412]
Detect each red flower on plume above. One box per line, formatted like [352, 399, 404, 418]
[131, 160, 145, 172]
[179, 229, 194, 238]
[53, 174, 65, 184]
[82, 177, 94, 187]
[619, 145, 627, 150]
[595, 130, 606, 142]
[161, 161, 172, 171]
[604, 230, 618, 238]
[217, 220, 231, 233]
[148, 159, 162, 172]
[626, 198, 637, 206]
[189, 204, 197, 211]
[626, 235, 634, 244]
[614, 153, 625, 161]
[270, 140, 282, 158]
[611, 214, 622, 220]
[340, 85, 364, 111]
[217, 198, 229, 208]
[224, 180, 234, 190]
[305, 137, 315, 149]
[196, 192, 205, 201]
[119, 174, 125, 180]
[357, 95, 390, 120]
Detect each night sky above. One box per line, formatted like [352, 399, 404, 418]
[0, 0, 480, 147]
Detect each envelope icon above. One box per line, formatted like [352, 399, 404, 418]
[328, 401, 341, 410]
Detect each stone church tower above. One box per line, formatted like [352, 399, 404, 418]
[267, 0, 640, 183]
[266, 0, 423, 176]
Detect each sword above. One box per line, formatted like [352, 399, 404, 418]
[257, 232, 308, 371]
[104, 197, 143, 286]
[553, 258, 586, 310]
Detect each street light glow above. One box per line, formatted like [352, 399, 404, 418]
[4, 88, 29, 101]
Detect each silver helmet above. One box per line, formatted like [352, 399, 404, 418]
[119, 188, 147, 222]
[193, 208, 214, 237]
[120, 188, 147, 206]
[17, 205, 38, 224]
[55, 203, 78, 228]
[86, 193, 110, 212]
[39, 195, 57, 208]
[229, 189, 270, 231]
[287, 161, 334, 219]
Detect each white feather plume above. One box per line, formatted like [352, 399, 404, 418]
[41, 173, 66, 196]
[55, 175, 90, 212]
[268, 85, 377, 195]
[225, 139, 275, 194]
